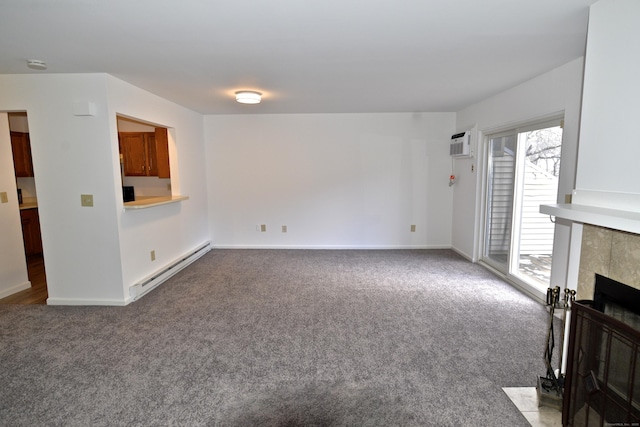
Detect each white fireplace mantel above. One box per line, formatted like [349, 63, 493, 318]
[540, 190, 640, 234]
[540, 203, 640, 234]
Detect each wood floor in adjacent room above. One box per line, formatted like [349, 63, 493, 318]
[0, 254, 48, 305]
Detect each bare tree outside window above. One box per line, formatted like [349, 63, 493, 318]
[523, 126, 563, 177]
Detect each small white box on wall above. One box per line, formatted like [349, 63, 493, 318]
[73, 101, 96, 116]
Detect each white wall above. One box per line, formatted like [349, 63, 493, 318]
[576, 0, 640, 195]
[455, 58, 585, 288]
[0, 113, 30, 298]
[0, 74, 209, 305]
[0, 74, 125, 304]
[205, 113, 455, 248]
[107, 76, 209, 299]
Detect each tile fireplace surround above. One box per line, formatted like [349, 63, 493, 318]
[577, 224, 640, 300]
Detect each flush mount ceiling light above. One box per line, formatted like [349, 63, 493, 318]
[27, 59, 47, 70]
[235, 91, 262, 104]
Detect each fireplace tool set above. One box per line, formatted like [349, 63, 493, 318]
[537, 285, 576, 409]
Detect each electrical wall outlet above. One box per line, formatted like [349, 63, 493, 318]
[0, 192, 8, 203]
[410, 224, 416, 232]
[81, 194, 94, 207]
[565, 194, 572, 204]
[150, 250, 156, 261]
[261, 224, 267, 232]
[282, 225, 287, 233]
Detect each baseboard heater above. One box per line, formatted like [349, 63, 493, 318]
[129, 242, 211, 302]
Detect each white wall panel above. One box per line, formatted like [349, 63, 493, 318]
[0, 74, 124, 303]
[107, 76, 209, 300]
[205, 113, 455, 248]
[576, 0, 640, 194]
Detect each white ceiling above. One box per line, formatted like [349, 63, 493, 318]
[0, 0, 596, 115]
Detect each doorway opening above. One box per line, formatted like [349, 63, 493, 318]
[481, 118, 563, 295]
[0, 112, 48, 305]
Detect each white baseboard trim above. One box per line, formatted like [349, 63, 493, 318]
[0, 280, 31, 299]
[210, 244, 452, 250]
[127, 242, 211, 304]
[47, 297, 129, 306]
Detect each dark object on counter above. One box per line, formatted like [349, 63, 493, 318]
[122, 186, 135, 202]
[17, 188, 23, 204]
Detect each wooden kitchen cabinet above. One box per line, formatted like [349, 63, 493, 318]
[119, 132, 155, 176]
[10, 131, 34, 177]
[154, 127, 171, 179]
[119, 130, 170, 178]
[20, 208, 43, 256]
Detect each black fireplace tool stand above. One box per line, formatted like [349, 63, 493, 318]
[537, 286, 575, 410]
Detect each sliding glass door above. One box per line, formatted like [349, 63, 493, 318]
[484, 132, 517, 272]
[482, 120, 563, 294]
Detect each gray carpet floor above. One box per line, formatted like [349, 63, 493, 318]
[0, 249, 550, 426]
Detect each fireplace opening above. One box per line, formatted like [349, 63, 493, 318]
[593, 274, 640, 331]
[563, 275, 640, 426]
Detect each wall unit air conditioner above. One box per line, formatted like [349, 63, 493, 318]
[450, 131, 472, 157]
